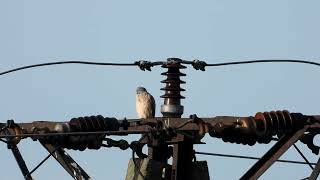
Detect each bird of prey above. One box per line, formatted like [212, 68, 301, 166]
[136, 87, 156, 119]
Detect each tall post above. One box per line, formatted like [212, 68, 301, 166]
[160, 58, 193, 180]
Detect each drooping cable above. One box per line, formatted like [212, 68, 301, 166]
[1, 59, 320, 76]
[204, 59, 320, 67]
[0, 61, 137, 76]
[132, 134, 146, 179]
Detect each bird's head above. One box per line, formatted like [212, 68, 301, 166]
[136, 86, 147, 94]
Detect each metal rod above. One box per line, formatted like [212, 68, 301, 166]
[293, 144, 314, 170]
[26, 146, 59, 177]
[0, 130, 147, 139]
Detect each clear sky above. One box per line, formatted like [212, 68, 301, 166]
[1, 1, 320, 180]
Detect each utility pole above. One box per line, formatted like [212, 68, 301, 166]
[159, 58, 193, 180]
[1, 58, 320, 180]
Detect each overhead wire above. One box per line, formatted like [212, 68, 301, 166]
[195, 151, 317, 166]
[204, 59, 320, 67]
[1, 59, 320, 76]
[1, 58, 320, 178]
[0, 61, 137, 76]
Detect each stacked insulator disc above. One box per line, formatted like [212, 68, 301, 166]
[210, 110, 307, 145]
[254, 111, 306, 136]
[69, 115, 119, 133]
[41, 115, 119, 151]
[160, 58, 186, 117]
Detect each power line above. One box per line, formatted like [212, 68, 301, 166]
[205, 59, 320, 67]
[195, 151, 318, 166]
[1, 59, 320, 76]
[0, 61, 137, 76]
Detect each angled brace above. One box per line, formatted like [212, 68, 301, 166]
[309, 157, 320, 180]
[10, 144, 33, 180]
[40, 143, 91, 180]
[240, 126, 308, 180]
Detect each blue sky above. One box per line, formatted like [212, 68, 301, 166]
[1, 1, 320, 179]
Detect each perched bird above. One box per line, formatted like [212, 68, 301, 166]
[136, 86, 156, 119]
